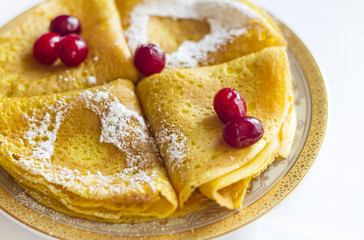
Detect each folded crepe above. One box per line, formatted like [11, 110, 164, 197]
[137, 47, 296, 209]
[0, 80, 177, 222]
[117, 0, 286, 68]
[0, 0, 138, 99]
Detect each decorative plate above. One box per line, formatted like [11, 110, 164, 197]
[0, 13, 328, 240]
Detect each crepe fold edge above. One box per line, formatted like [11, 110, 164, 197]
[199, 101, 296, 209]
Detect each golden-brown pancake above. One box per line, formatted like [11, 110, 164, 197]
[137, 47, 296, 209]
[116, 0, 286, 68]
[0, 80, 177, 222]
[0, 0, 138, 99]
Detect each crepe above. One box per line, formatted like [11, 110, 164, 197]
[137, 47, 296, 209]
[0, 0, 138, 99]
[0, 80, 177, 222]
[116, 0, 286, 68]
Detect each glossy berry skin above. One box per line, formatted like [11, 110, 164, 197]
[50, 15, 81, 36]
[214, 88, 247, 124]
[134, 44, 166, 76]
[57, 34, 88, 66]
[223, 116, 264, 148]
[33, 33, 61, 65]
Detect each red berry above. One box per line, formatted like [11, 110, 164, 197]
[134, 44, 165, 76]
[223, 116, 264, 148]
[33, 33, 61, 65]
[214, 88, 247, 124]
[50, 15, 81, 36]
[57, 34, 88, 66]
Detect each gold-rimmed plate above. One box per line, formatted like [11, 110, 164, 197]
[0, 13, 328, 240]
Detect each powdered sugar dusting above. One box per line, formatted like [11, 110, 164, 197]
[14, 89, 162, 199]
[125, 0, 261, 68]
[86, 76, 97, 85]
[156, 123, 188, 171]
[24, 99, 68, 161]
[100, 101, 148, 148]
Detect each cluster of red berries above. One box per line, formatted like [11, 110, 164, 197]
[33, 15, 88, 66]
[214, 88, 264, 148]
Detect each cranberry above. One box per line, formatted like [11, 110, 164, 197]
[33, 33, 61, 65]
[134, 44, 165, 76]
[223, 116, 264, 148]
[214, 88, 247, 124]
[57, 34, 88, 66]
[50, 15, 81, 36]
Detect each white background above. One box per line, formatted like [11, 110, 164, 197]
[0, 0, 363, 239]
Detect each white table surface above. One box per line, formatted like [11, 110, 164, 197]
[0, 0, 363, 239]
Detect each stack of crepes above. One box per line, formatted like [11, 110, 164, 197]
[0, 0, 296, 222]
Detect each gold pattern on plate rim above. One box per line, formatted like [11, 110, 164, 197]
[0, 15, 328, 240]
